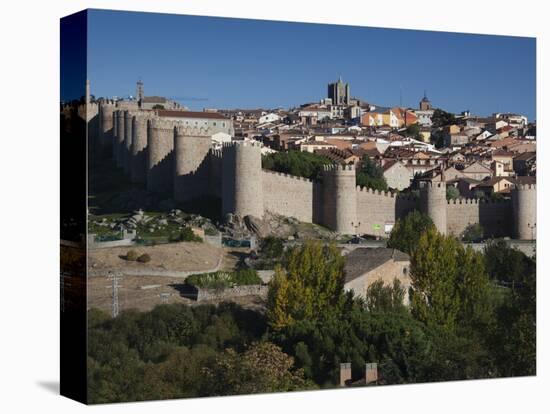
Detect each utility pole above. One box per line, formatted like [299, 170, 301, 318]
[107, 271, 122, 318]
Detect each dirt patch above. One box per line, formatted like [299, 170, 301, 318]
[89, 242, 222, 274]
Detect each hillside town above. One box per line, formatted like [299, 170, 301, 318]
[223, 77, 536, 196]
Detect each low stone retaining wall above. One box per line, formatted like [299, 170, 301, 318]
[194, 284, 268, 302]
[89, 239, 136, 249]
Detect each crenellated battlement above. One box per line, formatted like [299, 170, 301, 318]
[422, 181, 446, 189]
[148, 118, 178, 132]
[323, 163, 355, 172]
[175, 125, 212, 137]
[221, 140, 262, 148]
[447, 197, 511, 205]
[356, 185, 396, 198]
[514, 184, 536, 191]
[262, 169, 313, 183]
[210, 148, 223, 159]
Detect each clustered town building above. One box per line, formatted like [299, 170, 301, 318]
[80, 77, 536, 241]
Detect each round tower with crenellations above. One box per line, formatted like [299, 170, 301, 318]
[99, 100, 115, 151]
[322, 164, 358, 234]
[174, 125, 213, 202]
[130, 111, 153, 184]
[123, 110, 135, 174]
[420, 180, 447, 235]
[512, 183, 537, 240]
[222, 141, 264, 219]
[146, 118, 175, 194]
[114, 110, 126, 167]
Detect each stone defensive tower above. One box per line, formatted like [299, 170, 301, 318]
[420, 180, 447, 235]
[322, 164, 358, 234]
[123, 110, 136, 175]
[147, 118, 175, 194]
[114, 110, 126, 167]
[174, 125, 213, 202]
[512, 183, 537, 240]
[99, 101, 115, 150]
[222, 141, 264, 219]
[130, 111, 153, 184]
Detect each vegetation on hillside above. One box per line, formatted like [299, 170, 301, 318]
[88, 228, 536, 402]
[387, 211, 435, 255]
[186, 269, 262, 290]
[262, 150, 332, 180]
[356, 156, 388, 191]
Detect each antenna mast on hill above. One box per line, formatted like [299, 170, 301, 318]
[107, 271, 122, 318]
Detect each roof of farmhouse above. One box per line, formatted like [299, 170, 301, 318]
[344, 248, 409, 283]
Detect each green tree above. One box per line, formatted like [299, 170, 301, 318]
[404, 123, 422, 140]
[410, 227, 492, 331]
[262, 150, 332, 180]
[446, 186, 460, 200]
[410, 227, 462, 329]
[356, 156, 388, 191]
[387, 210, 435, 255]
[484, 239, 535, 283]
[364, 279, 407, 313]
[267, 241, 345, 330]
[431, 108, 455, 128]
[203, 342, 314, 395]
[461, 223, 484, 242]
[260, 236, 284, 258]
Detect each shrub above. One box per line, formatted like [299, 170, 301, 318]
[260, 237, 284, 259]
[446, 186, 460, 200]
[180, 226, 203, 243]
[137, 253, 151, 263]
[186, 269, 262, 290]
[462, 223, 484, 242]
[126, 249, 139, 261]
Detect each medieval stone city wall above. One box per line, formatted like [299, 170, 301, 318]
[512, 184, 537, 239]
[174, 126, 213, 202]
[130, 111, 154, 184]
[221, 141, 264, 218]
[147, 118, 176, 194]
[356, 188, 399, 237]
[87, 103, 535, 240]
[262, 170, 315, 223]
[447, 198, 513, 237]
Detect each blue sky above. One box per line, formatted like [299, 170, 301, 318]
[87, 9, 536, 120]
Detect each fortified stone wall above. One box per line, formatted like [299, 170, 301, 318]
[512, 184, 537, 239]
[420, 181, 448, 235]
[123, 110, 138, 174]
[130, 111, 154, 184]
[174, 126, 213, 202]
[222, 141, 264, 218]
[322, 165, 357, 234]
[147, 118, 176, 194]
[447, 198, 513, 237]
[208, 149, 223, 198]
[97, 107, 533, 240]
[99, 101, 115, 150]
[114, 110, 125, 167]
[262, 171, 315, 223]
[356, 188, 399, 237]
